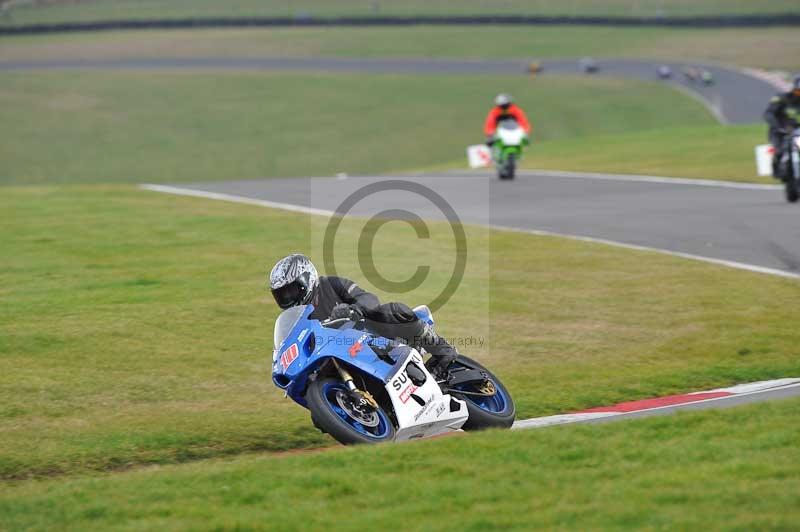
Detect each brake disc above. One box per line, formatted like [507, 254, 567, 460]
[334, 390, 380, 427]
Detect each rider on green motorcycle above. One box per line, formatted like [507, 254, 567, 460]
[484, 93, 532, 146]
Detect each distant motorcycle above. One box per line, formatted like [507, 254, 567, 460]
[657, 65, 672, 79]
[700, 69, 714, 86]
[527, 61, 542, 75]
[271, 304, 515, 444]
[580, 57, 599, 74]
[776, 127, 800, 203]
[683, 66, 699, 82]
[491, 119, 529, 180]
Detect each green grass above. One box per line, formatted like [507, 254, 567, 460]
[2, 185, 799, 480]
[2, 397, 799, 530]
[3, 26, 799, 71]
[3, 0, 799, 26]
[0, 71, 716, 186]
[519, 124, 772, 183]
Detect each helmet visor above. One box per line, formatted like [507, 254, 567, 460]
[271, 280, 305, 309]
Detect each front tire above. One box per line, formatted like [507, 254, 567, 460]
[448, 355, 515, 430]
[497, 158, 510, 180]
[306, 377, 395, 445]
[497, 153, 515, 180]
[506, 153, 516, 180]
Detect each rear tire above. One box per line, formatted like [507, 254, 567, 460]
[306, 377, 396, 445]
[786, 178, 799, 203]
[448, 355, 515, 430]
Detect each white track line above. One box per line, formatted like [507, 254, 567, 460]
[669, 83, 729, 125]
[517, 169, 781, 190]
[512, 380, 800, 430]
[741, 67, 792, 92]
[512, 412, 619, 429]
[698, 378, 800, 394]
[489, 223, 800, 280]
[140, 183, 800, 280]
[140, 184, 334, 217]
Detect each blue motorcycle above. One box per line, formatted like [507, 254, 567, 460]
[272, 304, 515, 444]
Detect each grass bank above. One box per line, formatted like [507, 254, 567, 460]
[1, 397, 798, 529]
[521, 124, 772, 183]
[1, 186, 799, 479]
[2, 26, 799, 71]
[0, 71, 715, 185]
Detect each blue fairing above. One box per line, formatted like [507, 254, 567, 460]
[272, 305, 406, 409]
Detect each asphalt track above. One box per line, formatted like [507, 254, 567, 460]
[154, 170, 800, 277]
[0, 57, 780, 124]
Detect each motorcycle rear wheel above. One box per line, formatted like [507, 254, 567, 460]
[307, 377, 396, 445]
[448, 355, 516, 430]
[786, 178, 799, 203]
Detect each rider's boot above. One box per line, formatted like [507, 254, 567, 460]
[418, 324, 458, 379]
[773, 153, 786, 181]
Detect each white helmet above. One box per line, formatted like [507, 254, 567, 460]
[494, 93, 512, 107]
[269, 254, 319, 309]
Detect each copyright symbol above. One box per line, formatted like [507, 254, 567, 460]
[322, 180, 467, 313]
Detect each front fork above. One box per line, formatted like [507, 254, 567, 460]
[494, 145, 523, 164]
[492, 144, 510, 165]
[331, 359, 378, 409]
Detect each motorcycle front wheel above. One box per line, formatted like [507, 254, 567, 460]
[498, 155, 514, 180]
[448, 355, 516, 430]
[306, 377, 396, 445]
[506, 153, 516, 180]
[497, 158, 509, 180]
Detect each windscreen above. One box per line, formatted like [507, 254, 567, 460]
[273, 305, 307, 350]
[498, 119, 519, 130]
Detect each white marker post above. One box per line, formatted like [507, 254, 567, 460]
[467, 144, 493, 168]
[755, 144, 775, 176]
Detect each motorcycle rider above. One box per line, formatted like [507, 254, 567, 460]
[268, 253, 459, 377]
[764, 75, 800, 179]
[484, 93, 532, 146]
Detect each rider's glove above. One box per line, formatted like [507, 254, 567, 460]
[485, 136, 495, 147]
[330, 303, 362, 321]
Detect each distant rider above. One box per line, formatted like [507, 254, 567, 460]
[484, 93, 532, 146]
[268, 254, 459, 377]
[764, 75, 800, 178]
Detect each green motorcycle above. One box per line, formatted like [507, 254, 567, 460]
[492, 119, 529, 180]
